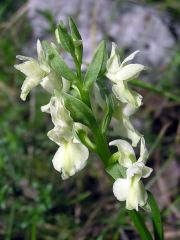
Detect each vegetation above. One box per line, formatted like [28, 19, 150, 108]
[0, 0, 179, 239]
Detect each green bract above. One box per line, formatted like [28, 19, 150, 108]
[84, 41, 107, 90]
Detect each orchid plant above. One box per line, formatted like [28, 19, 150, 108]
[15, 18, 164, 239]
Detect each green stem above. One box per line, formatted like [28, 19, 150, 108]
[128, 210, 153, 240]
[76, 129, 97, 152]
[31, 221, 36, 240]
[74, 57, 91, 107]
[73, 55, 82, 80]
[92, 127, 111, 167]
[5, 203, 15, 240]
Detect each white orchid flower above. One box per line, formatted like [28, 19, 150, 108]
[106, 43, 145, 110]
[109, 138, 152, 210]
[113, 116, 142, 147]
[112, 81, 142, 109]
[41, 96, 73, 143]
[106, 43, 145, 83]
[40, 71, 62, 94]
[15, 40, 62, 100]
[52, 139, 89, 179]
[41, 96, 89, 178]
[113, 101, 142, 147]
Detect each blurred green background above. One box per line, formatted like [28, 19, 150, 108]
[0, 0, 180, 239]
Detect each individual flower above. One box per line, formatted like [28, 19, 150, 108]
[106, 43, 145, 83]
[41, 96, 73, 144]
[113, 101, 142, 147]
[106, 43, 145, 110]
[14, 40, 62, 100]
[41, 95, 89, 179]
[40, 71, 60, 94]
[109, 138, 152, 210]
[91, 83, 141, 147]
[52, 139, 89, 179]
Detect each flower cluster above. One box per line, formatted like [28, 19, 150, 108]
[106, 43, 152, 210]
[15, 18, 152, 211]
[15, 40, 89, 180]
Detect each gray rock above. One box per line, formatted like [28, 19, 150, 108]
[27, 0, 178, 68]
[28, 0, 113, 63]
[109, 5, 175, 67]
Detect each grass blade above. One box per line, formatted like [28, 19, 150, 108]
[128, 210, 153, 240]
[148, 191, 164, 240]
[131, 79, 180, 102]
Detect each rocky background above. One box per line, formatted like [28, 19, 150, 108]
[0, 0, 180, 239]
[27, 0, 179, 67]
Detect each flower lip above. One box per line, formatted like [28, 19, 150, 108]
[52, 140, 89, 179]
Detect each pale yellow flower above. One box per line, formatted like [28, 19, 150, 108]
[110, 138, 152, 210]
[106, 43, 145, 110]
[15, 40, 62, 100]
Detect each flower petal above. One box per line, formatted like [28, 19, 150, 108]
[52, 141, 89, 179]
[20, 74, 43, 101]
[121, 50, 140, 67]
[115, 64, 145, 82]
[126, 162, 143, 179]
[118, 115, 142, 147]
[48, 126, 72, 145]
[40, 71, 62, 94]
[126, 160, 152, 179]
[16, 55, 33, 61]
[137, 180, 148, 207]
[43, 96, 74, 144]
[112, 81, 142, 109]
[37, 40, 50, 73]
[138, 137, 149, 163]
[142, 165, 153, 178]
[122, 103, 138, 117]
[126, 178, 147, 210]
[112, 101, 141, 147]
[106, 43, 121, 74]
[126, 178, 139, 210]
[50, 96, 73, 129]
[109, 139, 135, 167]
[40, 77, 54, 93]
[113, 178, 130, 201]
[41, 102, 51, 113]
[112, 82, 142, 108]
[14, 59, 40, 77]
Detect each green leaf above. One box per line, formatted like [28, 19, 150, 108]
[42, 41, 77, 82]
[128, 210, 153, 240]
[57, 21, 75, 55]
[148, 191, 164, 240]
[68, 17, 82, 40]
[84, 41, 106, 90]
[106, 162, 126, 180]
[130, 79, 180, 102]
[69, 17, 83, 64]
[101, 94, 114, 134]
[55, 91, 96, 128]
[99, 44, 108, 77]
